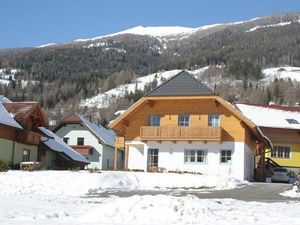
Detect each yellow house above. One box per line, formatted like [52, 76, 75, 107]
[109, 71, 271, 181]
[236, 103, 300, 173]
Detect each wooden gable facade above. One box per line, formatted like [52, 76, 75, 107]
[3, 102, 47, 145]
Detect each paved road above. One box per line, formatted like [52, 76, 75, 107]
[85, 183, 298, 203]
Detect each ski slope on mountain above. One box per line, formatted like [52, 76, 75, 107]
[79, 67, 209, 109]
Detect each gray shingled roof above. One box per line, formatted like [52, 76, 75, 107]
[146, 70, 216, 97]
[39, 127, 90, 164]
[110, 103, 132, 122]
[0, 95, 11, 103]
[0, 104, 23, 129]
[78, 114, 115, 148]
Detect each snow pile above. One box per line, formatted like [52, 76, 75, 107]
[80, 196, 300, 225]
[80, 67, 209, 109]
[262, 66, 300, 82]
[0, 171, 248, 198]
[280, 186, 300, 198]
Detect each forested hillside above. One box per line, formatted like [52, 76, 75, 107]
[0, 13, 299, 124]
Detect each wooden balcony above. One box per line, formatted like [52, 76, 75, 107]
[115, 136, 125, 149]
[140, 126, 222, 141]
[70, 145, 93, 155]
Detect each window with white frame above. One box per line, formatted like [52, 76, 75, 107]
[149, 114, 160, 126]
[271, 146, 290, 159]
[208, 114, 220, 126]
[220, 149, 232, 164]
[178, 114, 190, 126]
[22, 149, 30, 162]
[77, 137, 84, 145]
[184, 149, 207, 163]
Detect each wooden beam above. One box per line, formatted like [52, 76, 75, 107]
[114, 147, 118, 170]
[145, 100, 154, 108]
[122, 120, 129, 127]
[212, 99, 219, 107]
[125, 145, 129, 170]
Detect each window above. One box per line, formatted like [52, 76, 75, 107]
[286, 119, 299, 124]
[77, 137, 84, 145]
[178, 114, 190, 126]
[149, 115, 160, 126]
[147, 148, 159, 170]
[22, 149, 30, 162]
[220, 150, 232, 164]
[271, 146, 290, 159]
[208, 114, 220, 126]
[63, 137, 69, 144]
[184, 149, 207, 163]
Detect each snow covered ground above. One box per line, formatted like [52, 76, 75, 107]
[262, 66, 300, 83]
[1, 170, 300, 225]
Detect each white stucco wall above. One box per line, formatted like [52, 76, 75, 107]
[244, 143, 255, 181]
[126, 141, 253, 180]
[55, 124, 114, 169]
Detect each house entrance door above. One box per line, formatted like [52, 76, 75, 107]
[147, 148, 159, 171]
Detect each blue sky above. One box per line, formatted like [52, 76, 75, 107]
[1, 0, 299, 48]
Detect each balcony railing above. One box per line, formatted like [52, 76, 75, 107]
[140, 126, 221, 141]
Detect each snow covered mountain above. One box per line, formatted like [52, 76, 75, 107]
[34, 13, 300, 49]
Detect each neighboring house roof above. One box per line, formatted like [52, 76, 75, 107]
[3, 102, 47, 127]
[0, 95, 11, 103]
[235, 103, 300, 130]
[146, 70, 216, 97]
[0, 103, 23, 129]
[110, 103, 132, 123]
[38, 127, 90, 164]
[56, 113, 115, 148]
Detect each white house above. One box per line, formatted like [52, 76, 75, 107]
[54, 113, 121, 169]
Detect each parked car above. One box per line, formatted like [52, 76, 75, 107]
[271, 167, 290, 183]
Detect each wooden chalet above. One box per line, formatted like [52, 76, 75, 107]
[109, 71, 271, 181]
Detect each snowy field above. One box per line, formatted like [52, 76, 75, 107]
[262, 66, 300, 82]
[0, 170, 300, 225]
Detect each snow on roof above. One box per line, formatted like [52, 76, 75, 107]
[0, 95, 11, 103]
[78, 114, 115, 147]
[38, 127, 89, 164]
[59, 113, 115, 147]
[235, 103, 300, 130]
[0, 104, 23, 129]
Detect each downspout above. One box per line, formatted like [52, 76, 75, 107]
[256, 126, 273, 151]
[11, 130, 17, 166]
